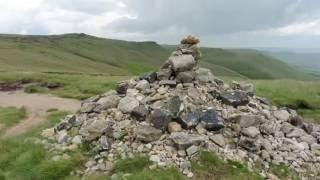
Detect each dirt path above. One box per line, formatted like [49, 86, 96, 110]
[0, 90, 80, 138]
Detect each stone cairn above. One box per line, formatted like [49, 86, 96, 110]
[42, 35, 320, 179]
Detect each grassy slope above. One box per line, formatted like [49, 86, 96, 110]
[202, 48, 310, 79]
[0, 33, 311, 79]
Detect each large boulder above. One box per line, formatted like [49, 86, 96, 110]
[149, 109, 172, 131]
[199, 109, 224, 131]
[95, 94, 120, 111]
[273, 109, 290, 122]
[195, 68, 215, 83]
[170, 132, 205, 150]
[219, 90, 249, 107]
[118, 97, 140, 113]
[180, 35, 200, 45]
[178, 111, 201, 129]
[79, 118, 113, 141]
[135, 125, 162, 143]
[135, 80, 150, 91]
[131, 105, 149, 121]
[166, 96, 182, 117]
[176, 71, 195, 83]
[229, 114, 262, 128]
[169, 55, 196, 72]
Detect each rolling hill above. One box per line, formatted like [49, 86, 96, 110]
[0, 33, 312, 79]
[262, 50, 320, 78]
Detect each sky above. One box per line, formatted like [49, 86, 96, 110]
[1, 0, 320, 48]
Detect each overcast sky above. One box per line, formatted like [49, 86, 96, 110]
[1, 0, 320, 48]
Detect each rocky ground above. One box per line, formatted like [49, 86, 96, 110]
[41, 36, 320, 179]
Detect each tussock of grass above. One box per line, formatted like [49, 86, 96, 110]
[0, 106, 26, 127]
[298, 109, 320, 122]
[46, 110, 70, 126]
[269, 163, 299, 180]
[0, 110, 84, 180]
[192, 151, 263, 180]
[254, 80, 320, 109]
[112, 156, 151, 174]
[127, 167, 184, 180]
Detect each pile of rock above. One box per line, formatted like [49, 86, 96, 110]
[41, 36, 320, 179]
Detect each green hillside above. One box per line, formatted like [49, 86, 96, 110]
[0, 33, 311, 79]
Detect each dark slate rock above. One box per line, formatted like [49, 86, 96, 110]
[199, 109, 224, 131]
[219, 90, 249, 107]
[167, 96, 182, 117]
[149, 109, 172, 131]
[116, 81, 128, 94]
[98, 136, 110, 151]
[140, 72, 157, 83]
[131, 105, 149, 121]
[178, 111, 202, 129]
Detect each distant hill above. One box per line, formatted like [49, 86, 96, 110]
[262, 50, 320, 78]
[0, 33, 312, 79]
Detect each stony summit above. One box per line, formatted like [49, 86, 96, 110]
[41, 36, 320, 179]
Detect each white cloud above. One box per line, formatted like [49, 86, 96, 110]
[0, 0, 320, 48]
[276, 19, 320, 35]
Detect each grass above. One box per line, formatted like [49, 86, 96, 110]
[0, 110, 86, 180]
[253, 79, 320, 121]
[0, 72, 128, 100]
[112, 156, 151, 174]
[0, 106, 26, 128]
[127, 167, 184, 180]
[269, 163, 299, 180]
[0, 33, 313, 80]
[298, 109, 320, 122]
[192, 151, 263, 180]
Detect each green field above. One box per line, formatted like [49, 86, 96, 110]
[0, 33, 314, 80]
[0, 106, 26, 132]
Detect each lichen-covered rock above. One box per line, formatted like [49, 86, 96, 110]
[118, 97, 139, 113]
[176, 71, 195, 83]
[170, 132, 205, 150]
[135, 125, 162, 143]
[131, 105, 149, 121]
[79, 118, 113, 141]
[195, 68, 215, 83]
[169, 55, 196, 72]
